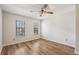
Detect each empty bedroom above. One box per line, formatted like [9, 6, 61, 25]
[0, 4, 78, 55]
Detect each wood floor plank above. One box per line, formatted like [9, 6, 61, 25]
[1, 39, 75, 55]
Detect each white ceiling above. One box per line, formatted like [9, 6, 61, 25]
[0, 4, 74, 19]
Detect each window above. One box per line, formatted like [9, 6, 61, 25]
[34, 23, 38, 35]
[16, 20, 25, 36]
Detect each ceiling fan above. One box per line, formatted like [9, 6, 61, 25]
[30, 4, 54, 16]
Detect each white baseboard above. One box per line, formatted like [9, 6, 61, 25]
[42, 37, 75, 48]
[3, 38, 39, 47]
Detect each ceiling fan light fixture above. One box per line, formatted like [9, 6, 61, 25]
[30, 4, 54, 17]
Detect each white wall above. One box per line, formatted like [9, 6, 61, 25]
[42, 5, 75, 47]
[76, 5, 79, 54]
[0, 8, 2, 54]
[3, 12, 41, 46]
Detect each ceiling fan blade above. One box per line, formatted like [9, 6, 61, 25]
[47, 11, 54, 14]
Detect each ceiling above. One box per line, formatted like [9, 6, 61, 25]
[0, 4, 74, 19]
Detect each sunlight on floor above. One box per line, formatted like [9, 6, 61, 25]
[13, 48, 26, 55]
[32, 42, 40, 55]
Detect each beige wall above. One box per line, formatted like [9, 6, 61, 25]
[3, 12, 41, 46]
[76, 5, 79, 54]
[42, 5, 75, 47]
[0, 8, 2, 54]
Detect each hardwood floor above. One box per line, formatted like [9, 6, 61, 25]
[1, 39, 74, 55]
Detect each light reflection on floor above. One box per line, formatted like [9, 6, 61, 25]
[31, 42, 40, 55]
[13, 47, 26, 55]
[12, 42, 40, 55]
